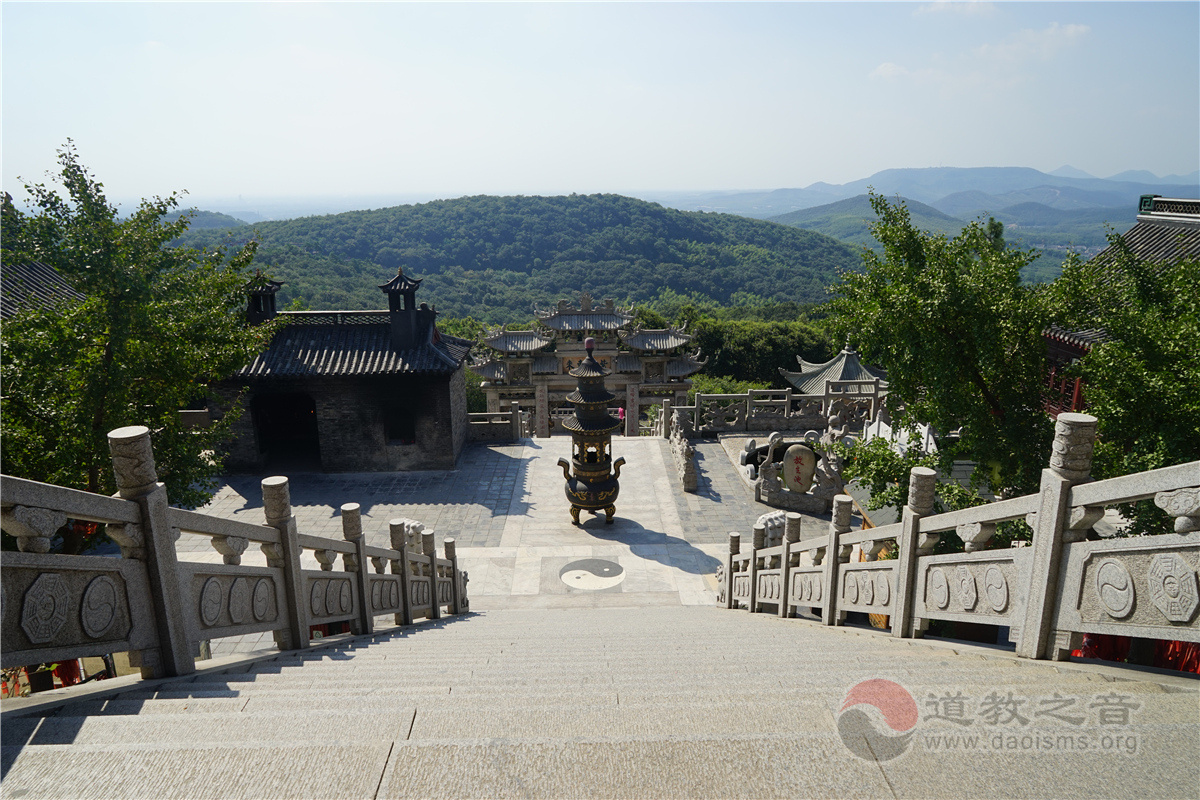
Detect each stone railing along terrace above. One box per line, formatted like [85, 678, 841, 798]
[1, 426, 469, 680]
[467, 400, 530, 443]
[721, 413, 1200, 660]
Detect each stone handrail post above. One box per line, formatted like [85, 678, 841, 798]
[107, 425, 195, 679]
[389, 518, 414, 626]
[746, 522, 767, 613]
[822, 495, 854, 626]
[261, 476, 309, 651]
[1019, 412, 1098, 660]
[891, 466, 937, 639]
[445, 537, 463, 614]
[780, 512, 802, 618]
[341, 502, 372, 635]
[509, 401, 522, 441]
[724, 532, 740, 609]
[661, 399, 672, 439]
[422, 530, 441, 619]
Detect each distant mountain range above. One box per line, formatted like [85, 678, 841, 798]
[765, 190, 1144, 284]
[639, 166, 1199, 219]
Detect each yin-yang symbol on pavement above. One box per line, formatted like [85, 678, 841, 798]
[560, 559, 626, 590]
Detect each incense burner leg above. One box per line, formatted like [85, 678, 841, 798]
[604, 505, 616, 524]
[570, 505, 581, 525]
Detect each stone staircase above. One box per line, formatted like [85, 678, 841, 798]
[3, 606, 1196, 799]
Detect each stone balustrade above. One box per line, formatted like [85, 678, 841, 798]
[467, 400, 529, 443]
[685, 390, 873, 436]
[721, 413, 1200, 661]
[1, 425, 469, 680]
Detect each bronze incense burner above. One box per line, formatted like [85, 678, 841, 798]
[557, 337, 626, 524]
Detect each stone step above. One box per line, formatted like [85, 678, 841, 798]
[6, 709, 415, 748]
[0, 743, 392, 800]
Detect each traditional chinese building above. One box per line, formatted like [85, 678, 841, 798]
[473, 293, 705, 437]
[220, 269, 472, 472]
[778, 344, 888, 425]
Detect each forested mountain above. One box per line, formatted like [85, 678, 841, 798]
[178, 194, 859, 321]
[168, 209, 249, 228]
[768, 195, 964, 249]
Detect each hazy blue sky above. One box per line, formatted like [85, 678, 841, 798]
[4, 1, 1197, 205]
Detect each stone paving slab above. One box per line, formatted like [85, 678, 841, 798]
[0, 743, 393, 800]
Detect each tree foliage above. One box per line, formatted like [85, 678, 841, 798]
[1, 144, 276, 534]
[830, 193, 1053, 495]
[1050, 236, 1200, 533]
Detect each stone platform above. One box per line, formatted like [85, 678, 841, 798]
[177, 437, 793, 655]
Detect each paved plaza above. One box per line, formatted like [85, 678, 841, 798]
[184, 436, 808, 654]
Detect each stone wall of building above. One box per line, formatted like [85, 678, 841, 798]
[448, 366, 468, 463]
[220, 374, 461, 473]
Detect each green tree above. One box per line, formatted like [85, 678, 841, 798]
[1, 143, 277, 536]
[1050, 235, 1200, 533]
[830, 193, 1053, 495]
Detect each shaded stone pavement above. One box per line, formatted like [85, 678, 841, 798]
[184, 436, 803, 655]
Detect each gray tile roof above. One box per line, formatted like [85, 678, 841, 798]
[616, 354, 642, 373]
[537, 312, 630, 332]
[482, 329, 554, 353]
[1, 262, 85, 319]
[532, 356, 559, 374]
[238, 322, 470, 378]
[667, 356, 706, 378]
[471, 359, 506, 381]
[1091, 214, 1200, 266]
[779, 348, 888, 395]
[1044, 324, 1108, 351]
[619, 328, 692, 350]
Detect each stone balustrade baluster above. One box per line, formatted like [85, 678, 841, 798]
[958, 522, 997, 553]
[2, 506, 66, 554]
[1155, 488, 1200, 534]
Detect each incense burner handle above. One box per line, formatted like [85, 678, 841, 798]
[557, 457, 572, 481]
[612, 457, 626, 481]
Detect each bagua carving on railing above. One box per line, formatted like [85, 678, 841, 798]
[719, 412, 1199, 663]
[1, 425, 469, 681]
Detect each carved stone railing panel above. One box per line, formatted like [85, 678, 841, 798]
[366, 574, 404, 616]
[836, 563, 898, 616]
[1052, 534, 1200, 653]
[1, 552, 158, 669]
[179, 562, 286, 644]
[786, 566, 825, 614]
[911, 551, 1030, 637]
[696, 395, 748, 433]
[301, 570, 359, 625]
